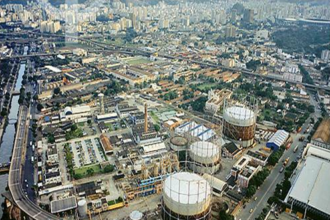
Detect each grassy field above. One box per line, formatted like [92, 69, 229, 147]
[197, 83, 218, 90]
[126, 58, 151, 65]
[150, 111, 160, 124]
[74, 164, 101, 176]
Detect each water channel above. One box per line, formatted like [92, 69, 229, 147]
[0, 46, 27, 218]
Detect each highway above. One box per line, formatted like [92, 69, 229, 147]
[2, 31, 329, 92]
[8, 105, 59, 220]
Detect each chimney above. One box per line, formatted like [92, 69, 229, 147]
[144, 103, 148, 133]
[98, 93, 105, 114]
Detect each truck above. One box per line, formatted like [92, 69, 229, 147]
[283, 157, 290, 166]
[285, 143, 291, 150]
[299, 136, 305, 142]
[294, 145, 299, 153]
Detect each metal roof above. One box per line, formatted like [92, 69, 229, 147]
[267, 129, 289, 147]
[50, 196, 77, 214]
[287, 156, 330, 216]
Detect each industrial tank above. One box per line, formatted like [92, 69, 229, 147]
[77, 199, 87, 217]
[170, 136, 188, 151]
[189, 141, 220, 174]
[223, 106, 256, 147]
[162, 172, 212, 220]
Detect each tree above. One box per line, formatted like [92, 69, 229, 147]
[53, 87, 61, 95]
[246, 185, 257, 198]
[103, 165, 114, 173]
[154, 124, 160, 132]
[37, 103, 44, 111]
[74, 173, 83, 179]
[48, 134, 55, 144]
[1, 108, 7, 117]
[219, 210, 234, 220]
[71, 124, 78, 131]
[87, 168, 94, 176]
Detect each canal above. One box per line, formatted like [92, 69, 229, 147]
[0, 46, 27, 218]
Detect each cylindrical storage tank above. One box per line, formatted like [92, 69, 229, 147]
[162, 172, 212, 220]
[189, 141, 220, 174]
[78, 200, 87, 217]
[170, 136, 188, 151]
[130, 210, 143, 220]
[223, 106, 256, 147]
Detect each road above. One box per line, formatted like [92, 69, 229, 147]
[237, 93, 322, 220]
[8, 55, 59, 220]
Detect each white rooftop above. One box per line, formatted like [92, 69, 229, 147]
[164, 172, 211, 204]
[190, 141, 219, 158]
[287, 156, 330, 216]
[267, 129, 289, 147]
[225, 106, 254, 120]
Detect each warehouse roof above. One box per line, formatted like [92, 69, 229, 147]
[312, 118, 330, 144]
[286, 156, 330, 216]
[267, 130, 289, 147]
[50, 196, 77, 213]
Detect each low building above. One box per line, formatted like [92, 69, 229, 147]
[246, 150, 268, 166]
[47, 145, 59, 163]
[222, 142, 241, 159]
[311, 118, 330, 150]
[96, 113, 118, 123]
[285, 155, 330, 219]
[266, 129, 289, 151]
[45, 172, 61, 185]
[205, 89, 232, 114]
[50, 196, 77, 214]
[202, 174, 227, 197]
[100, 134, 114, 155]
[237, 162, 261, 188]
[98, 122, 109, 133]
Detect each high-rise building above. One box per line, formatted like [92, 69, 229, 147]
[243, 9, 254, 23]
[225, 25, 236, 38]
[321, 50, 330, 61]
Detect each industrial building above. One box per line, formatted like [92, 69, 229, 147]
[175, 121, 216, 141]
[311, 118, 330, 150]
[162, 172, 212, 220]
[266, 129, 289, 151]
[223, 105, 256, 148]
[60, 104, 92, 121]
[285, 155, 330, 219]
[188, 141, 221, 174]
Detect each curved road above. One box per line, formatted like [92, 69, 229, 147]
[8, 106, 59, 220]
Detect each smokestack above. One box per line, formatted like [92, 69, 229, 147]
[144, 103, 148, 133]
[98, 93, 104, 114]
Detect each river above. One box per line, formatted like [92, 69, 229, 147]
[0, 46, 27, 218]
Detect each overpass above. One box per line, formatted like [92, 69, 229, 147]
[8, 106, 59, 220]
[0, 52, 73, 60]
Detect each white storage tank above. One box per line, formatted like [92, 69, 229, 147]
[130, 210, 143, 220]
[170, 136, 188, 151]
[162, 172, 212, 219]
[223, 106, 256, 147]
[78, 199, 87, 217]
[189, 141, 220, 174]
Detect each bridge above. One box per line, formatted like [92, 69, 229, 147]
[0, 163, 10, 174]
[0, 52, 73, 60]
